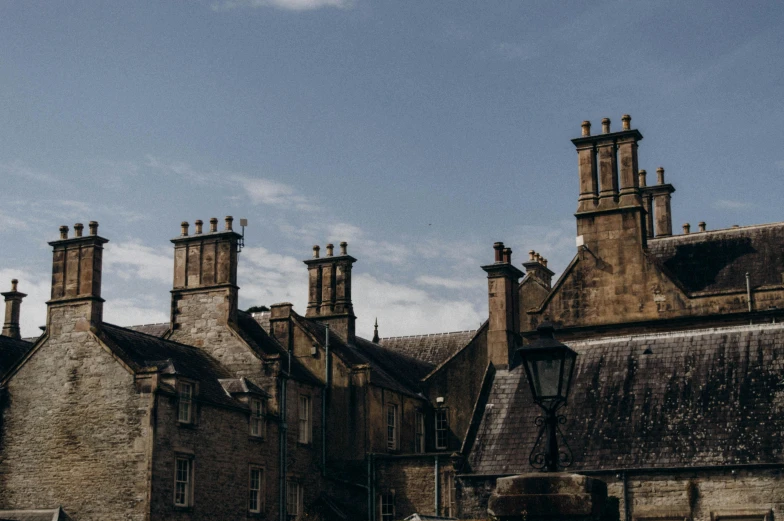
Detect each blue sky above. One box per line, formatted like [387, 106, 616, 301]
[1, 0, 783, 338]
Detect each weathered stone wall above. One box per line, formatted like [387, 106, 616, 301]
[367, 386, 427, 455]
[424, 329, 488, 452]
[458, 470, 784, 521]
[375, 455, 456, 519]
[169, 289, 264, 378]
[0, 302, 150, 521]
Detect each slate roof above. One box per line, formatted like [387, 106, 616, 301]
[126, 322, 169, 337]
[293, 314, 429, 397]
[648, 222, 784, 295]
[96, 323, 239, 408]
[467, 323, 784, 475]
[219, 377, 270, 397]
[379, 330, 477, 366]
[0, 335, 34, 378]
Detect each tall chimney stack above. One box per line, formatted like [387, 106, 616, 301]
[2, 279, 26, 339]
[482, 242, 523, 369]
[47, 221, 108, 328]
[304, 242, 357, 343]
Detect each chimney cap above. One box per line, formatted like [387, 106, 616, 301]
[10, 279, 18, 291]
[224, 216, 234, 231]
[581, 120, 591, 136]
[312, 245, 320, 258]
[88, 221, 99, 236]
[339, 241, 348, 255]
[621, 114, 631, 130]
[601, 118, 611, 133]
[74, 223, 84, 237]
[59, 225, 69, 240]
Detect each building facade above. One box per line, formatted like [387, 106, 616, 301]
[0, 116, 782, 521]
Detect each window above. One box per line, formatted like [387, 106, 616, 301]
[298, 395, 311, 444]
[380, 491, 395, 521]
[174, 456, 193, 507]
[386, 404, 398, 451]
[286, 481, 303, 518]
[178, 382, 193, 424]
[435, 408, 448, 450]
[443, 471, 456, 517]
[249, 466, 264, 513]
[250, 398, 266, 438]
[414, 410, 425, 453]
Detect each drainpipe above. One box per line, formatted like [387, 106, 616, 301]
[279, 353, 290, 521]
[622, 471, 630, 521]
[322, 325, 330, 476]
[746, 272, 753, 322]
[434, 455, 440, 516]
[367, 453, 375, 521]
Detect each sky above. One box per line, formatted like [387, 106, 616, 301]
[1, 1, 783, 339]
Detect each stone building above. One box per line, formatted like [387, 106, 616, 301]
[0, 116, 782, 521]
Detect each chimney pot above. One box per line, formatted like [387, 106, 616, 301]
[683, 223, 691, 234]
[601, 118, 611, 134]
[528, 250, 536, 261]
[581, 121, 591, 137]
[180, 221, 189, 236]
[312, 245, 320, 259]
[657, 167, 665, 185]
[59, 225, 69, 240]
[621, 114, 631, 130]
[732, 224, 740, 228]
[638, 169, 647, 187]
[11, 279, 18, 291]
[194, 220, 203, 234]
[224, 216, 233, 231]
[326, 243, 334, 257]
[89, 221, 98, 236]
[340, 241, 347, 255]
[502, 247, 512, 264]
[543, 258, 548, 267]
[493, 242, 504, 263]
[74, 223, 84, 237]
[699, 221, 706, 232]
[209, 217, 218, 232]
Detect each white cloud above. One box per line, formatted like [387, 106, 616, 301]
[353, 273, 485, 338]
[0, 160, 62, 185]
[416, 275, 484, 291]
[103, 297, 169, 328]
[211, 0, 353, 11]
[238, 246, 309, 310]
[231, 175, 317, 211]
[103, 241, 172, 284]
[712, 199, 752, 210]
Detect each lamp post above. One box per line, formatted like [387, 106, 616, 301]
[517, 322, 577, 472]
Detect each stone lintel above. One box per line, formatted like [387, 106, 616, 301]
[481, 263, 524, 280]
[640, 183, 676, 195]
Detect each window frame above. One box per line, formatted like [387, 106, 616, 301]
[298, 394, 312, 445]
[443, 471, 456, 517]
[248, 465, 265, 514]
[379, 490, 395, 521]
[414, 409, 425, 454]
[250, 398, 266, 439]
[173, 454, 194, 508]
[435, 408, 449, 450]
[286, 480, 303, 518]
[177, 380, 195, 425]
[386, 403, 399, 451]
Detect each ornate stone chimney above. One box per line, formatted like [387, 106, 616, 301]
[482, 242, 523, 369]
[640, 167, 676, 237]
[304, 241, 357, 343]
[2, 279, 26, 339]
[523, 250, 554, 289]
[169, 216, 241, 340]
[47, 221, 108, 329]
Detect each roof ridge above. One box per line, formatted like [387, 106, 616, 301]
[566, 321, 784, 346]
[649, 221, 784, 241]
[379, 329, 477, 341]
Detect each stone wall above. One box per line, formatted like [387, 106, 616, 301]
[0, 302, 151, 521]
[458, 470, 784, 521]
[375, 455, 457, 519]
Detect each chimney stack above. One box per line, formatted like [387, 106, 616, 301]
[482, 242, 524, 368]
[170, 216, 241, 333]
[523, 250, 554, 289]
[304, 242, 357, 343]
[48, 221, 108, 328]
[2, 279, 26, 339]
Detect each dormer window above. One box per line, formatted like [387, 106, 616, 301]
[178, 382, 194, 424]
[250, 398, 266, 439]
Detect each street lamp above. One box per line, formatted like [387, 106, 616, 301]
[517, 322, 577, 472]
